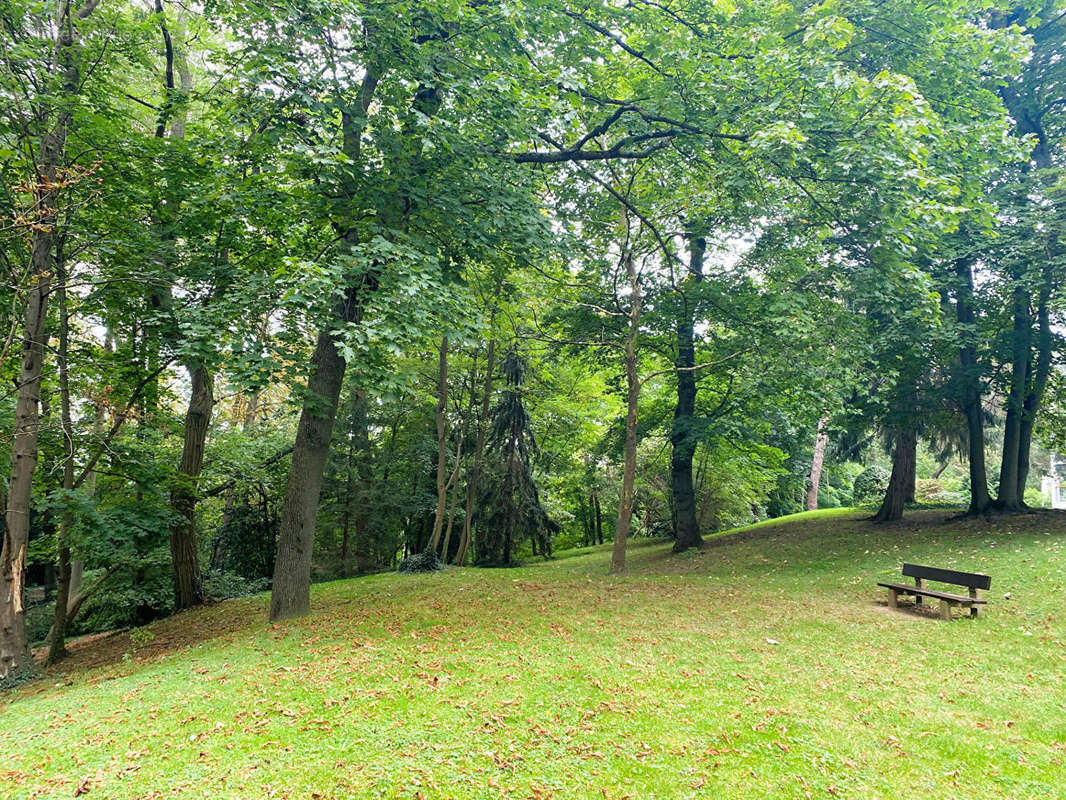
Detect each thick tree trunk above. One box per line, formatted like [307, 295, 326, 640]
[874, 429, 916, 522]
[806, 416, 829, 511]
[270, 61, 382, 619]
[1016, 269, 1052, 501]
[429, 336, 449, 552]
[270, 290, 360, 621]
[903, 444, 916, 505]
[610, 249, 641, 575]
[169, 362, 213, 610]
[671, 233, 705, 552]
[997, 279, 1032, 511]
[955, 257, 991, 514]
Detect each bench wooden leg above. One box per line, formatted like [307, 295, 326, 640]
[939, 600, 952, 621]
[887, 589, 899, 608]
[970, 604, 979, 618]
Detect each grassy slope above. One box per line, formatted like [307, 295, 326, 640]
[3, 509, 1065, 799]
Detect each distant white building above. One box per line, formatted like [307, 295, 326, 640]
[1044, 454, 1066, 509]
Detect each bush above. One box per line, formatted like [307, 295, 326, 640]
[398, 549, 444, 573]
[853, 466, 891, 506]
[202, 570, 270, 600]
[25, 597, 55, 646]
[914, 479, 966, 506]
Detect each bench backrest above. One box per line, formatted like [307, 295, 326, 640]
[902, 563, 991, 590]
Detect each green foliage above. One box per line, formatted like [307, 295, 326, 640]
[202, 570, 270, 601]
[475, 349, 558, 566]
[914, 479, 967, 506]
[853, 466, 891, 506]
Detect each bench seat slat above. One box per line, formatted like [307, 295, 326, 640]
[877, 582, 987, 604]
[901, 563, 991, 590]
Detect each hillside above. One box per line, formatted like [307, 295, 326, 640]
[3, 509, 1066, 799]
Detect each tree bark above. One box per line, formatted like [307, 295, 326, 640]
[671, 233, 705, 552]
[351, 390, 375, 573]
[610, 249, 641, 575]
[996, 278, 1031, 511]
[1016, 265, 1052, 502]
[46, 241, 75, 665]
[996, 77, 1057, 512]
[594, 491, 604, 545]
[270, 289, 362, 621]
[457, 338, 496, 566]
[269, 61, 382, 620]
[1, 0, 87, 680]
[874, 429, 916, 522]
[429, 336, 449, 552]
[170, 362, 213, 610]
[806, 416, 829, 511]
[955, 257, 991, 514]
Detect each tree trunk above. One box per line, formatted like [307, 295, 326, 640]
[903, 443, 916, 505]
[270, 289, 361, 621]
[997, 278, 1031, 512]
[671, 233, 705, 552]
[170, 362, 212, 610]
[874, 429, 916, 522]
[594, 491, 604, 545]
[576, 491, 591, 547]
[457, 338, 496, 566]
[340, 386, 358, 575]
[440, 473, 461, 561]
[0, 0, 85, 679]
[46, 242, 75, 665]
[429, 336, 449, 552]
[1016, 266, 1052, 502]
[806, 416, 829, 511]
[351, 390, 375, 573]
[610, 249, 641, 575]
[955, 257, 991, 514]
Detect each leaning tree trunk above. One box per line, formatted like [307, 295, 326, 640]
[269, 63, 384, 620]
[0, 0, 87, 679]
[610, 249, 641, 575]
[671, 233, 705, 552]
[270, 289, 361, 621]
[874, 428, 916, 522]
[2, 204, 54, 681]
[806, 416, 829, 511]
[170, 362, 213, 610]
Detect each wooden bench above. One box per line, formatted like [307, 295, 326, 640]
[878, 563, 990, 620]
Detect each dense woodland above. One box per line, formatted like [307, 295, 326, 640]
[0, 0, 1063, 684]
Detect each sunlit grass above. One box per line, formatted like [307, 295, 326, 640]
[3, 509, 1065, 799]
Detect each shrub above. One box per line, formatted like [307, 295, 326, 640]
[853, 466, 891, 506]
[398, 549, 444, 573]
[202, 570, 270, 600]
[914, 479, 966, 506]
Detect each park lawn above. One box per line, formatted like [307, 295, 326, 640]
[2, 509, 1065, 799]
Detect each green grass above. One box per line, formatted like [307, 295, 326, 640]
[3, 508, 1066, 799]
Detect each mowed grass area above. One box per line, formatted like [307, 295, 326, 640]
[3, 509, 1066, 799]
